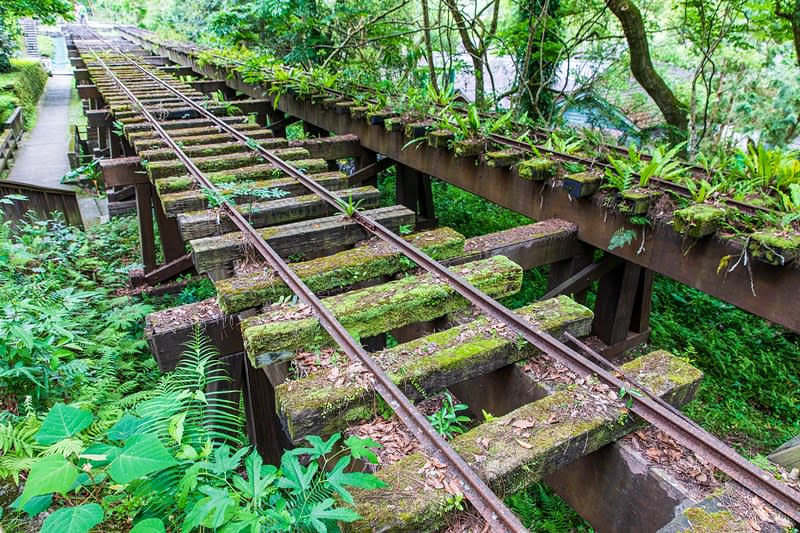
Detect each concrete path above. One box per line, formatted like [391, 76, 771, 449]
[7, 74, 73, 188]
[7, 34, 108, 226]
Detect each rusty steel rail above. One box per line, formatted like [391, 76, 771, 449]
[81, 38, 528, 532]
[86, 31, 800, 524]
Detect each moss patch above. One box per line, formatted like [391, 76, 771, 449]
[242, 256, 523, 363]
[672, 205, 726, 238]
[216, 227, 466, 314]
[748, 230, 800, 266]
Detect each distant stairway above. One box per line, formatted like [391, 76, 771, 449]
[20, 18, 39, 58]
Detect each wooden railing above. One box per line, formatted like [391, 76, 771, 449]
[0, 107, 24, 173]
[0, 107, 84, 228]
[0, 179, 83, 228]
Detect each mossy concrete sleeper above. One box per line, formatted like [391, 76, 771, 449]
[242, 255, 523, 365]
[276, 295, 593, 442]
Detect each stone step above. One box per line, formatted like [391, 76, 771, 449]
[190, 205, 416, 274]
[242, 255, 523, 365]
[349, 350, 702, 532]
[177, 186, 381, 241]
[276, 295, 593, 442]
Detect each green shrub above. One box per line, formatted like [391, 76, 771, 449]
[0, 59, 47, 128]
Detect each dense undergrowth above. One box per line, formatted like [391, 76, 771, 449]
[0, 214, 382, 532]
[0, 59, 47, 127]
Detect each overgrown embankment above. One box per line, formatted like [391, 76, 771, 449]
[0, 59, 47, 127]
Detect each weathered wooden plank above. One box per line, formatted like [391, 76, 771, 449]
[159, 167, 341, 217]
[177, 186, 381, 241]
[216, 227, 466, 314]
[132, 127, 273, 151]
[276, 296, 593, 442]
[349, 350, 703, 532]
[145, 147, 311, 179]
[242, 255, 523, 365]
[141, 138, 290, 161]
[190, 205, 416, 274]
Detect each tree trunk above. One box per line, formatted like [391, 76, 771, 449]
[421, 0, 439, 92]
[606, 0, 688, 135]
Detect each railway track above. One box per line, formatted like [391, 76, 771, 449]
[70, 26, 800, 531]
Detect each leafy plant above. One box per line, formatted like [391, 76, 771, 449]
[608, 227, 637, 250]
[685, 178, 721, 203]
[337, 195, 364, 217]
[604, 143, 686, 192]
[112, 120, 125, 137]
[426, 392, 471, 440]
[0, 193, 27, 205]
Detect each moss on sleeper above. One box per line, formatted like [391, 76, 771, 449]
[146, 147, 312, 179]
[672, 205, 726, 238]
[680, 508, 745, 533]
[348, 349, 703, 532]
[517, 157, 557, 181]
[242, 256, 523, 364]
[748, 230, 800, 266]
[274, 295, 593, 442]
[140, 137, 288, 161]
[216, 227, 466, 314]
[154, 159, 330, 193]
[160, 172, 350, 216]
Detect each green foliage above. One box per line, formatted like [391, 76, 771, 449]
[0, 215, 152, 409]
[506, 482, 592, 532]
[0, 59, 47, 126]
[337, 194, 365, 217]
[426, 392, 471, 440]
[651, 276, 800, 454]
[608, 227, 637, 250]
[604, 143, 686, 192]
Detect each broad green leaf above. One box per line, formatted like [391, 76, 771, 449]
[108, 434, 177, 484]
[18, 455, 78, 506]
[325, 456, 386, 505]
[40, 503, 103, 533]
[79, 443, 120, 467]
[309, 498, 360, 532]
[168, 412, 186, 445]
[203, 443, 249, 475]
[277, 454, 317, 494]
[181, 486, 237, 533]
[344, 434, 381, 464]
[130, 517, 166, 533]
[233, 450, 277, 499]
[10, 493, 52, 517]
[106, 413, 143, 441]
[35, 403, 94, 445]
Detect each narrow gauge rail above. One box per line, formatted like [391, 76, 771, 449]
[76, 32, 528, 532]
[78, 27, 800, 525]
[136, 33, 772, 218]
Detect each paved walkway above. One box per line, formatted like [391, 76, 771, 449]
[7, 74, 73, 188]
[7, 34, 107, 226]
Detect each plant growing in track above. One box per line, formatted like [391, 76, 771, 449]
[426, 392, 471, 440]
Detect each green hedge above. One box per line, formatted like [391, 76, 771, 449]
[0, 59, 47, 127]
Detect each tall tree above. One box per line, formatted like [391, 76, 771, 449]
[442, 0, 501, 107]
[512, 0, 562, 119]
[606, 0, 689, 135]
[776, 0, 800, 66]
